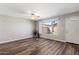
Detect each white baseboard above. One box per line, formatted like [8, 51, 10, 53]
[0, 35, 32, 44]
[41, 37, 66, 42]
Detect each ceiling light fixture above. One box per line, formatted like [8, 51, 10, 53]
[31, 13, 40, 20]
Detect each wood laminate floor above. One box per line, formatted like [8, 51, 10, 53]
[0, 38, 79, 55]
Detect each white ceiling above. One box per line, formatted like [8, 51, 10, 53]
[0, 3, 79, 20]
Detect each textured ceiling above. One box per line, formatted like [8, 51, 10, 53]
[0, 3, 79, 20]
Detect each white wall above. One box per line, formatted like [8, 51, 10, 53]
[0, 15, 34, 44]
[65, 12, 79, 44]
[1, 12, 79, 44]
[38, 12, 79, 44]
[38, 18, 65, 42]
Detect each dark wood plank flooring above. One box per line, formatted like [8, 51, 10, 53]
[0, 38, 79, 55]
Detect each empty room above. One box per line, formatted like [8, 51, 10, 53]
[0, 3, 79, 55]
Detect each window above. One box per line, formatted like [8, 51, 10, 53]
[41, 18, 58, 34]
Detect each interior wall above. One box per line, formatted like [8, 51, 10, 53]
[65, 12, 79, 44]
[38, 12, 79, 44]
[0, 12, 79, 44]
[38, 18, 65, 42]
[0, 15, 34, 44]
